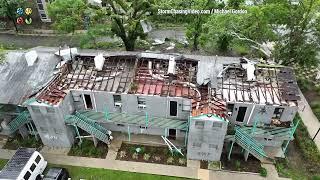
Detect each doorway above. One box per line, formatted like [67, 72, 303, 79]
[236, 106, 247, 122]
[83, 94, 93, 109]
[168, 129, 176, 140]
[170, 101, 178, 116]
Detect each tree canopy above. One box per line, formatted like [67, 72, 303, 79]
[48, 0, 87, 33]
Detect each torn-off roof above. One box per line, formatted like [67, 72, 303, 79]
[0, 50, 60, 105]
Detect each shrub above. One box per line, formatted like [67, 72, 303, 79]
[68, 139, 107, 158]
[235, 160, 241, 171]
[132, 153, 138, 160]
[166, 157, 174, 164]
[178, 158, 186, 166]
[143, 153, 150, 161]
[259, 167, 267, 177]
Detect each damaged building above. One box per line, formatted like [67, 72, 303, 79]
[0, 47, 300, 163]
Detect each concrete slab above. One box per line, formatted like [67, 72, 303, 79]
[187, 159, 200, 168]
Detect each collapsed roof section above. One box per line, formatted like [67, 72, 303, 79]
[36, 53, 217, 107]
[214, 60, 300, 106]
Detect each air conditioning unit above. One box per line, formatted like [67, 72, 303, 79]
[114, 102, 122, 108]
[138, 104, 146, 109]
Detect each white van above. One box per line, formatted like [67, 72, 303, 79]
[0, 148, 47, 180]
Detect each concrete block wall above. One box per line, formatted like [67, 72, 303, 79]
[27, 93, 75, 147]
[71, 90, 191, 120]
[187, 115, 228, 161]
[99, 122, 186, 139]
[227, 102, 298, 125]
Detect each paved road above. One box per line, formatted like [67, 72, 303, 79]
[0, 29, 186, 49]
[0, 33, 80, 48]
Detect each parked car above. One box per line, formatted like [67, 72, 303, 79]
[0, 148, 47, 180]
[43, 168, 70, 180]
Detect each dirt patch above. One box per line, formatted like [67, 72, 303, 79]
[200, 160, 208, 169]
[220, 153, 261, 173]
[116, 143, 187, 167]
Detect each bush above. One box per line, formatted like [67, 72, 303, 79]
[260, 167, 267, 177]
[3, 135, 42, 150]
[68, 139, 107, 158]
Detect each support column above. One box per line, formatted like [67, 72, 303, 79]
[145, 112, 149, 127]
[244, 149, 249, 161]
[18, 125, 29, 139]
[104, 107, 109, 120]
[228, 141, 235, 160]
[127, 125, 131, 142]
[92, 135, 98, 147]
[73, 124, 82, 145]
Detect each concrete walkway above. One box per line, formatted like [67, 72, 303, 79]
[298, 89, 320, 150]
[0, 146, 288, 180]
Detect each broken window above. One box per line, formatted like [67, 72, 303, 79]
[192, 142, 202, 148]
[113, 95, 121, 104]
[209, 144, 218, 150]
[54, 128, 62, 135]
[236, 106, 247, 122]
[212, 122, 222, 128]
[273, 107, 284, 119]
[137, 97, 146, 105]
[195, 121, 205, 129]
[169, 101, 178, 116]
[84, 94, 93, 109]
[39, 127, 48, 133]
[46, 107, 55, 113]
[227, 103, 234, 116]
[31, 106, 41, 113]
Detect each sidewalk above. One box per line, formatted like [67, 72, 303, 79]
[298, 89, 320, 150]
[0, 147, 288, 180]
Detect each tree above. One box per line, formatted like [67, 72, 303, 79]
[102, 0, 155, 51]
[185, 0, 217, 51]
[228, 0, 245, 9]
[0, 0, 25, 32]
[271, 0, 320, 66]
[47, 0, 87, 34]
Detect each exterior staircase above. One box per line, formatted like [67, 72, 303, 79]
[8, 111, 31, 133]
[65, 112, 111, 144]
[234, 126, 270, 162]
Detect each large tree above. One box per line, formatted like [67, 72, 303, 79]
[271, 0, 320, 66]
[103, 0, 154, 51]
[47, 0, 87, 34]
[185, 0, 217, 51]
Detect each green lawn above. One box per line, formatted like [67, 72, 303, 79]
[275, 115, 320, 180]
[0, 159, 188, 180]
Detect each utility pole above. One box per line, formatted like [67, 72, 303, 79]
[312, 127, 320, 141]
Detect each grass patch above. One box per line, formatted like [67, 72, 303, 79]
[68, 139, 107, 158]
[3, 135, 43, 150]
[0, 158, 186, 180]
[297, 78, 320, 122]
[275, 115, 320, 179]
[294, 115, 320, 165]
[259, 167, 267, 177]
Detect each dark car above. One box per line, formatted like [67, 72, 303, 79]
[43, 168, 70, 180]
